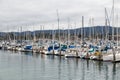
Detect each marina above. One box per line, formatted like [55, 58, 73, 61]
[0, 32, 120, 63]
[0, 0, 120, 80]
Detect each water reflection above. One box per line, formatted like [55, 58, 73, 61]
[58, 57, 62, 80]
[32, 53, 40, 58]
[86, 59, 89, 70]
[0, 51, 120, 80]
[73, 59, 118, 80]
[113, 63, 116, 75]
[112, 63, 116, 80]
[21, 54, 24, 80]
[40, 54, 46, 59]
[47, 55, 55, 59]
[66, 59, 73, 80]
[23, 52, 33, 56]
[104, 64, 108, 80]
[81, 59, 85, 80]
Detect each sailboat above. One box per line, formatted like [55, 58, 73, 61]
[65, 18, 81, 58]
[102, 0, 120, 62]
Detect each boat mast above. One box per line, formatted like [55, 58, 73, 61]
[112, 0, 115, 41]
[74, 22, 77, 42]
[116, 14, 119, 48]
[105, 8, 108, 41]
[42, 25, 45, 40]
[52, 24, 55, 54]
[67, 18, 70, 49]
[92, 18, 94, 40]
[112, 0, 116, 62]
[82, 16, 84, 42]
[105, 8, 111, 41]
[20, 26, 22, 47]
[33, 26, 36, 42]
[89, 18, 91, 40]
[56, 9, 62, 55]
[56, 9, 60, 41]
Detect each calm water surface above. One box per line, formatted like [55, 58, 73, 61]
[0, 50, 120, 80]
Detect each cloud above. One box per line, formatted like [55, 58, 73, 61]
[0, 0, 119, 31]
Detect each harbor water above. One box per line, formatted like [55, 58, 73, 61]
[0, 50, 120, 80]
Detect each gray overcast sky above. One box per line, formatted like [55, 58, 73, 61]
[0, 0, 120, 32]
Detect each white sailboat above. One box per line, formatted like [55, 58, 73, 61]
[103, 0, 120, 62]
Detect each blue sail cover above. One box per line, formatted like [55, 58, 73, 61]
[89, 48, 94, 52]
[48, 45, 60, 51]
[24, 45, 32, 50]
[89, 45, 98, 49]
[61, 45, 67, 51]
[104, 46, 111, 51]
[69, 45, 75, 48]
[58, 45, 67, 51]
